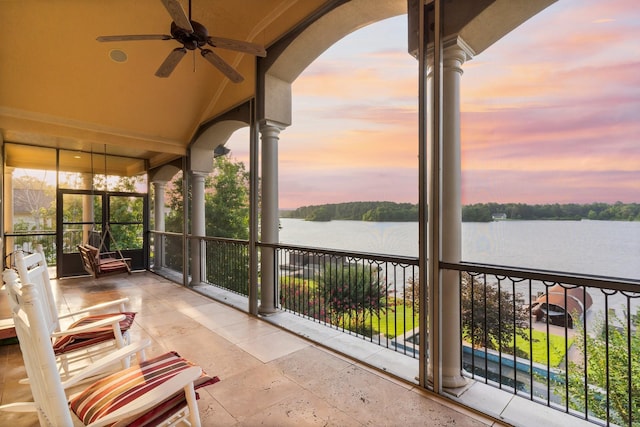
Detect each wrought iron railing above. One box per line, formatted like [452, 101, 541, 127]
[201, 236, 249, 296]
[150, 231, 184, 274]
[444, 261, 640, 426]
[273, 243, 420, 357]
[156, 235, 638, 426]
[4, 232, 56, 267]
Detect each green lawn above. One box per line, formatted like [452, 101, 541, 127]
[281, 280, 571, 367]
[365, 304, 419, 339]
[514, 330, 574, 367]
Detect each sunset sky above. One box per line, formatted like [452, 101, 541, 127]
[227, 0, 640, 210]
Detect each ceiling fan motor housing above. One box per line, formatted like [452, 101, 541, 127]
[171, 21, 208, 50]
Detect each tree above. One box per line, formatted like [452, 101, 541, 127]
[163, 157, 251, 289]
[461, 273, 529, 355]
[404, 277, 420, 315]
[165, 171, 185, 233]
[562, 309, 640, 426]
[205, 156, 249, 239]
[318, 260, 388, 336]
[13, 175, 55, 230]
[406, 274, 529, 353]
[204, 156, 250, 293]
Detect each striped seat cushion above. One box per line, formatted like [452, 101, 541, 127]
[53, 312, 136, 355]
[69, 351, 219, 426]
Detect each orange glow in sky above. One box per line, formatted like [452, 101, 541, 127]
[227, 0, 640, 209]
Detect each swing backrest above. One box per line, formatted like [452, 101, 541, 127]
[78, 244, 101, 278]
[78, 239, 131, 279]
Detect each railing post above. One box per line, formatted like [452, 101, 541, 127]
[200, 238, 206, 284]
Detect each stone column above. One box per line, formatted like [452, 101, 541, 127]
[440, 40, 472, 389]
[190, 172, 206, 286]
[3, 167, 14, 252]
[81, 173, 94, 245]
[259, 122, 283, 315]
[153, 181, 167, 269]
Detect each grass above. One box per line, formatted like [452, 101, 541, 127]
[514, 329, 574, 367]
[280, 279, 572, 366]
[365, 304, 419, 339]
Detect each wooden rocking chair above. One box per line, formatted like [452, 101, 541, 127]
[13, 247, 136, 378]
[0, 269, 219, 427]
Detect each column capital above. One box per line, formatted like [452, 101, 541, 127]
[426, 35, 475, 76]
[190, 171, 208, 180]
[443, 35, 475, 61]
[259, 120, 287, 133]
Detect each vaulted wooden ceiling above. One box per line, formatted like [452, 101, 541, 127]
[0, 0, 328, 170]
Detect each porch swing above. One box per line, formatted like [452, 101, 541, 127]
[77, 147, 131, 279]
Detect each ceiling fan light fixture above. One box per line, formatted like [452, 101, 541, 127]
[109, 49, 128, 63]
[97, 0, 265, 80]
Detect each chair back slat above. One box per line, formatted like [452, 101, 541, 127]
[2, 269, 73, 427]
[15, 246, 60, 334]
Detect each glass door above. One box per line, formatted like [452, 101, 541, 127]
[57, 190, 102, 277]
[106, 193, 148, 271]
[57, 190, 148, 277]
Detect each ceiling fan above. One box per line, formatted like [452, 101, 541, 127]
[96, 0, 266, 82]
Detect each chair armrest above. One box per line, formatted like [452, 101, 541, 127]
[83, 366, 202, 427]
[96, 257, 132, 265]
[62, 339, 151, 390]
[51, 314, 126, 337]
[58, 297, 129, 318]
[0, 318, 14, 328]
[0, 402, 39, 413]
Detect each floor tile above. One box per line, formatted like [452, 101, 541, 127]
[0, 272, 502, 427]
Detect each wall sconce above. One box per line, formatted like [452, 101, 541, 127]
[213, 144, 230, 158]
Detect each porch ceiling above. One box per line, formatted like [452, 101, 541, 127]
[0, 0, 327, 171]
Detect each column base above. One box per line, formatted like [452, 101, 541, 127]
[427, 371, 469, 391]
[258, 305, 279, 316]
[442, 374, 468, 390]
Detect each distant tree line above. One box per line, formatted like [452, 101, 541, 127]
[281, 201, 640, 222]
[462, 202, 640, 222]
[281, 201, 418, 222]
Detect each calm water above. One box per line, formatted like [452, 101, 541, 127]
[279, 218, 640, 281]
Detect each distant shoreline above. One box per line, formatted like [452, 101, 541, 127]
[281, 201, 640, 223]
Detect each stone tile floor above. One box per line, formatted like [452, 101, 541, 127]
[0, 271, 504, 426]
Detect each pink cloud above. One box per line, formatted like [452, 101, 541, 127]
[232, 1, 640, 208]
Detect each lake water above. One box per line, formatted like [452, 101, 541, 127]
[279, 218, 640, 281]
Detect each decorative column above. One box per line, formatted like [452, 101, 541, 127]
[439, 40, 472, 389]
[81, 173, 94, 245]
[153, 181, 167, 269]
[190, 171, 206, 286]
[3, 167, 14, 252]
[259, 122, 284, 315]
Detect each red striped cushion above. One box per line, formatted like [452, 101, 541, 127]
[69, 351, 219, 426]
[53, 312, 136, 355]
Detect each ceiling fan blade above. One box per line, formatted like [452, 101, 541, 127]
[97, 34, 172, 42]
[155, 47, 187, 78]
[160, 0, 193, 32]
[208, 36, 266, 57]
[200, 49, 244, 83]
